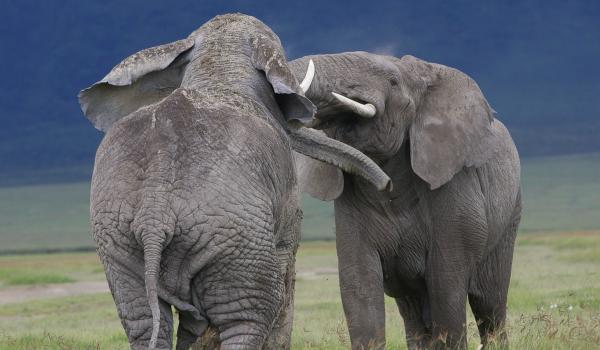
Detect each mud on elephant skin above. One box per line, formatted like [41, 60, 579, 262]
[290, 53, 522, 350]
[79, 15, 390, 350]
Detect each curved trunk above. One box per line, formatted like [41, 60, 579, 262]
[290, 127, 392, 191]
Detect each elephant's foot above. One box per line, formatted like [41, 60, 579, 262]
[191, 326, 220, 350]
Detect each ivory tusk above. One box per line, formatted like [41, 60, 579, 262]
[299, 59, 315, 93]
[331, 91, 376, 118]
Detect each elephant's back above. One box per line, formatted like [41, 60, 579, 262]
[491, 119, 520, 176]
[93, 88, 295, 198]
[89, 89, 299, 307]
[485, 119, 521, 203]
[90, 89, 297, 246]
[478, 119, 521, 247]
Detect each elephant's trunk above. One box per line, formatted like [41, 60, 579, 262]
[290, 127, 392, 191]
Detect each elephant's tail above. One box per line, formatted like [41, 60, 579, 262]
[140, 230, 167, 349]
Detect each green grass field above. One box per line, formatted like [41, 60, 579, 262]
[0, 233, 599, 349]
[0, 153, 599, 348]
[1, 153, 600, 252]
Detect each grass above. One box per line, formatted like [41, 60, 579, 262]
[0, 232, 598, 349]
[0, 273, 74, 286]
[0, 253, 104, 288]
[2, 153, 600, 253]
[0, 293, 128, 350]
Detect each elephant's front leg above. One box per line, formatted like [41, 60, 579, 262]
[336, 211, 386, 350]
[426, 241, 470, 350]
[425, 177, 488, 350]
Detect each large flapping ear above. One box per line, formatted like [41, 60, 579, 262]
[403, 55, 498, 190]
[78, 38, 195, 132]
[250, 35, 316, 126]
[294, 151, 344, 201]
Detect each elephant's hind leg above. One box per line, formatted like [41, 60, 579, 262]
[468, 219, 519, 349]
[193, 239, 286, 349]
[94, 223, 175, 349]
[102, 256, 175, 349]
[197, 265, 284, 349]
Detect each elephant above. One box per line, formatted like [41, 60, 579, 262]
[289, 52, 522, 350]
[78, 15, 391, 350]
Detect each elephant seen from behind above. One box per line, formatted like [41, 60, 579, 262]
[79, 15, 390, 350]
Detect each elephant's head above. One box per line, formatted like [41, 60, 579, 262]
[290, 52, 497, 193]
[79, 14, 316, 133]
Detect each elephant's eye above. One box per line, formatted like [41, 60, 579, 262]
[389, 79, 398, 86]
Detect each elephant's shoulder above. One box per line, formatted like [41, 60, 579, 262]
[110, 89, 232, 133]
[150, 88, 273, 130]
[104, 87, 288, 158]
[96, 91, 199, 155]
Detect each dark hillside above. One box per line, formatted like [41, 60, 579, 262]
[0, 1, 599, 182]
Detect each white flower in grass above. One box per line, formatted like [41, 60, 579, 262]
[568, 305, 573, 311]
[549, 304, 557, 309]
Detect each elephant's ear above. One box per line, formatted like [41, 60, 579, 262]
[404, 55, 497, 190]
[250, 35, 316, 126]
[294, 151, 344, 201]
[78, 38, 195, 132]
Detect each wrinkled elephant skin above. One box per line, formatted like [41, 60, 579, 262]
[290, 52, 522, 350]
[79, 15, 390, 350]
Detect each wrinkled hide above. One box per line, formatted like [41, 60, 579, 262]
[290, 52, 522, 350]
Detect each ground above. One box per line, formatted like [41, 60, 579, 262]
[0, 232, 599, 350]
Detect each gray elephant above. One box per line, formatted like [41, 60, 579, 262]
[290, 52, 522, 350]
[78, 15, 390, 350]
